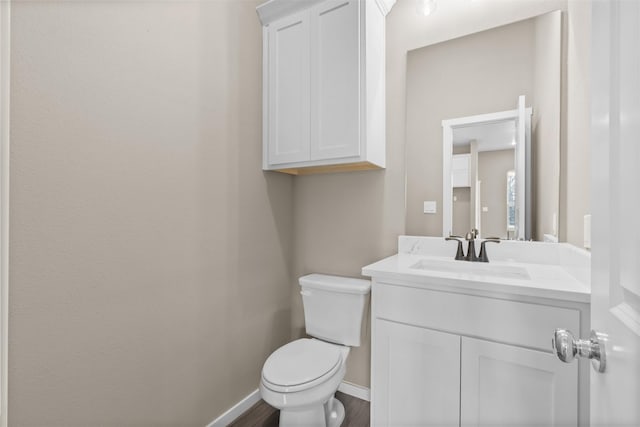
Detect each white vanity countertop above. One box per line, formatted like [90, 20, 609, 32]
[362, 236, 591, 303]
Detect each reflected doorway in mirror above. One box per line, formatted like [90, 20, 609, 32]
[442, 96, 532, 240]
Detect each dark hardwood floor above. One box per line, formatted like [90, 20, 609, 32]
[229, 391, 370, 427]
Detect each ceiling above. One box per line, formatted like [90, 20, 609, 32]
[452, 119, 516, 152]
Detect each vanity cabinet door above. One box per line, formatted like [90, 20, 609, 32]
[309, 0, 361, 161]
[267, 11, 311, 165]
[373, 319, 461, 427]
[460, 336, 578, 427]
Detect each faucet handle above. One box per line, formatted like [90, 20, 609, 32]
[445, 236, 465, 261]
[478, 239, 500, 262]
[466, 229, 479, 240]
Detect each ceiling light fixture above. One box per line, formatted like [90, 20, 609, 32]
[417, 0, 437, 16]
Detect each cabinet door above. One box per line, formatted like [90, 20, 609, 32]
[461, 337, 577, 427]
[373, 319, 461, 427]
[267, 11, 310, 165]
[452, 153, 471, 187]
[310, 0, 360, 161]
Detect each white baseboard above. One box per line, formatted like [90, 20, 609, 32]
[337, 381, 371, 402]
[207, 381, 371, 426]
[207, 388, 261, 427]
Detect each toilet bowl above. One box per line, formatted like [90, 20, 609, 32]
[260, 338, 350, 427]
[259, 274, 370, 427]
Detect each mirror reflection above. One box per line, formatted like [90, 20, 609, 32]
[444, 98, 532, 240]
[405, 10, 562, 242]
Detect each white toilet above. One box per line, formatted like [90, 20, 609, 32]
[260, 273, 371, 427]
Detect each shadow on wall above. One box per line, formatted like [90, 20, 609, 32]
[265, 172, 295, 272]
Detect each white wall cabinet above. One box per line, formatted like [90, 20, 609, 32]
[452, 153, 471, 187]
[257, 0, 395, 175]
[371, 281, 589, 426]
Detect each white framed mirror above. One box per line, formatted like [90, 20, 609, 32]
[405, 10, 561, 242]
[442, 96, 532, 240]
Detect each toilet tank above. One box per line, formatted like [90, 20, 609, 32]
[299, 274, 371, 347]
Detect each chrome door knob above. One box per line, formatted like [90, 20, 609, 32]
[552, 329, 606, 373]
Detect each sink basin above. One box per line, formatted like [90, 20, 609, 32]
[410, 258, 530, 280]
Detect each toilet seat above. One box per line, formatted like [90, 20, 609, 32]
[262, 339, 343, 393]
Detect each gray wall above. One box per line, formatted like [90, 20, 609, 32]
[9, 1, 293, 425]
[478, 149, 515, 239]
[452, 187, 471, 236]
[564, 0, 591, 246]
[533, 11, 562, 240]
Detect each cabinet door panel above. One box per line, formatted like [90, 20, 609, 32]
[268, 12, 310, 165]
[461, 337, 577, 427]
[373, 320, 460, 427]
[452, 154, 470, 187]
[310, 0, 360, 160]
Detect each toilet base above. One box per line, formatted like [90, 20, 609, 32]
[278, 395, 344, 427]
[324, 396, 345, 427]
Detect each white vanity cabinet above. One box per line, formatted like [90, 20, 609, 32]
[370, 281, 589, 427]
[257, 0, 394, 175]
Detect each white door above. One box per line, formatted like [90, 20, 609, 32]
[589, 0, 640, 424]
[309, 0, 360, 161]
[372, 319, 460, 427]
[267, 11, 310, 165]
[460, 337, 577, 427]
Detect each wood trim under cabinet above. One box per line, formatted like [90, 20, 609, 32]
[274, 161, 382, 175]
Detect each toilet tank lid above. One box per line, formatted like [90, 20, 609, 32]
[299, 274, 371, 295]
